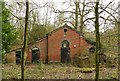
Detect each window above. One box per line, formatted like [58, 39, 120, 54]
[16, 49, 22, 63]
[31, 47, 40, 63]
[89, 47, 95, 53]
[64, 28, 67, 32]
[62, 40, 69, 48]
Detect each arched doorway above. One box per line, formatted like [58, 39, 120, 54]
[31, 47, 40, 63]
[61, 40, 70, 63]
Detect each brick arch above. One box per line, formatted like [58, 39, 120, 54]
[31, 46, 40, 51]
[61, 40, 70, 48]
[61, 40, 71, 63]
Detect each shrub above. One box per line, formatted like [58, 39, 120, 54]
[79, 68, 95, 73]
[37, 61, 45, 71]
[72, 48, 95, 68]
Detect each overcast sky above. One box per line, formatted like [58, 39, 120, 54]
[5, 0, 120, 32]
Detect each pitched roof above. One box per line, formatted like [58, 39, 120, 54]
[6, 24, 95, 53]
[47, 23, 82, 36]
[28, 23, 82, 45]
[35, 23, 95, 45]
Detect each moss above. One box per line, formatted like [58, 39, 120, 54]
[84, 38, 96, 46]
[79, 68, 95, 73]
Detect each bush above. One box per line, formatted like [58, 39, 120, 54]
[72, 48, 95, 68]
[79, 68, 95, 73]
[37, 61, 45, 70]
[105, 56, 117, 68]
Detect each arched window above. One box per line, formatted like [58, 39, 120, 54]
[16, 49, 22, 64]
[31, 47, 40, 63]
[62, 40, 69, 48]
[89, 47, 95, 53]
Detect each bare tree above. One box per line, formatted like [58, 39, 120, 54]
[75, 0, 79, 29]
[21, 1, 29, 80]
[118, 1, 120, 79]
[94, 0, 100, 80]
[51, 0, 90, 33]
[79, 0, 85, 34]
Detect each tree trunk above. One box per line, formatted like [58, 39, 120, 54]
[80, 0, 85, 34]
[118, 21, 120, 81]
[95, 0, 100, 81]
[118, 1, 120, 79]
[75, 0, 79, 30]
[21, 1, 29, 81]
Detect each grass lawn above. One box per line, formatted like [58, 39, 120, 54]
[2, 63, 118, 79]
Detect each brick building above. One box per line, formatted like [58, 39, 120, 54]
[5, 24, 93, 63]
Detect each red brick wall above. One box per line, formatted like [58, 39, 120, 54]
[79, 36, 92, 50]
[6, 38, 47, 63]
[28, 38, 47, 62]
[5, 26, 92, 63]
[48, 27, 81, 61]
[6, 51, 16, 63]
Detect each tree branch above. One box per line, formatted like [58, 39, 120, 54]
[53, 10, 75, 14]
[10, 12, 23, 20]
[99, 0, 114, 14]
[100, 6, 118, 22]
[99, 16, 116, 22]
[83, 17, 95, 23]
[64, 20, 75, 27]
